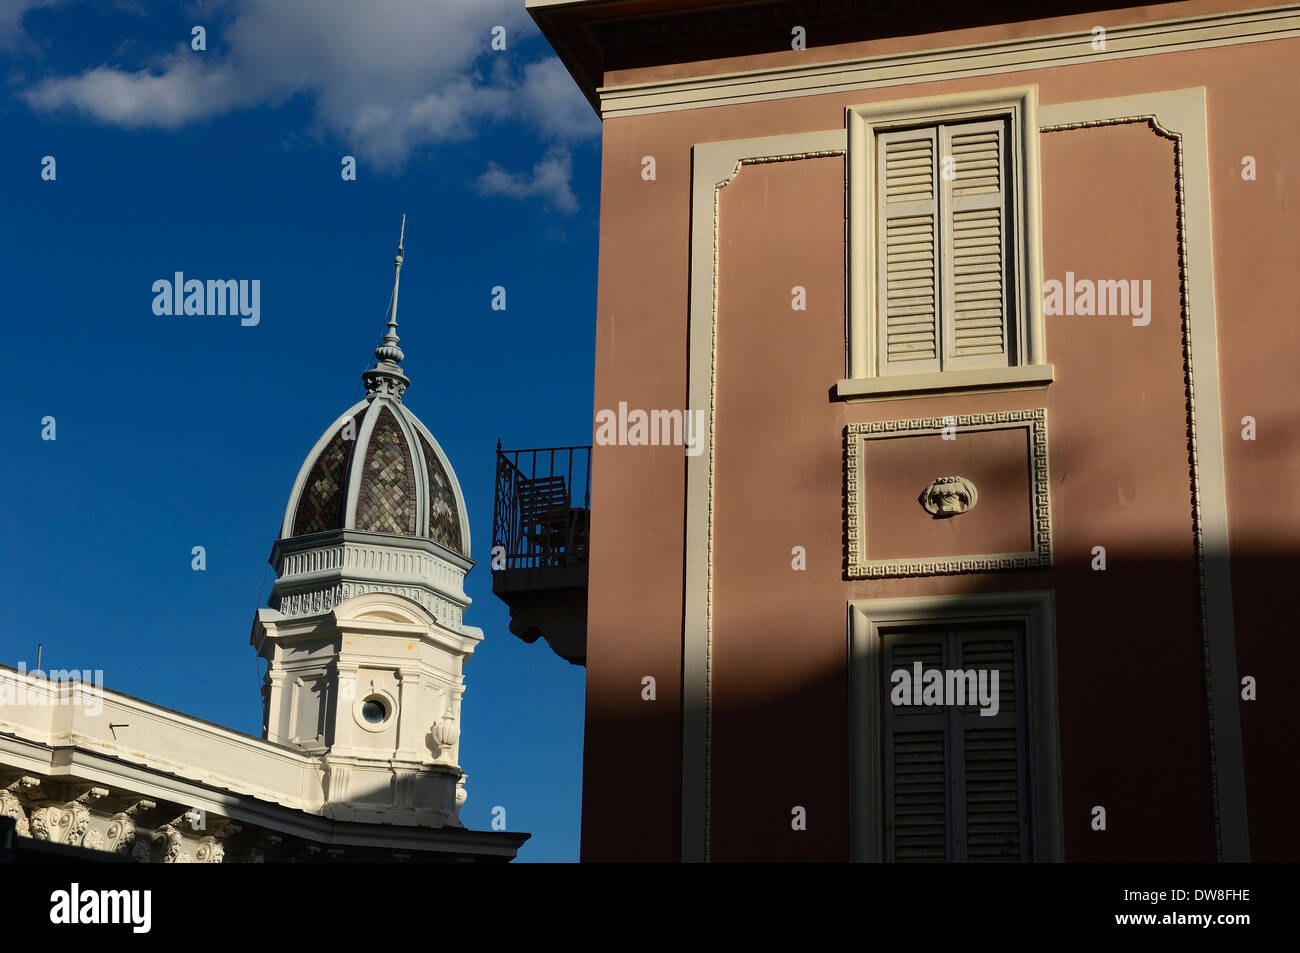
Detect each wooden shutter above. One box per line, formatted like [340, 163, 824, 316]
[957, 632, 1029, 862]
[877, 128, 940, 374]
[882, 625, 1030, 863]
[883, 633, 949, 861]
[941, 120, 1011, 368]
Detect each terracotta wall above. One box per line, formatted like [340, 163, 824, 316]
[584, 25, 1299, 861]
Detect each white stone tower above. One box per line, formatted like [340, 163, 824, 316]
[250, 218, 481, 828]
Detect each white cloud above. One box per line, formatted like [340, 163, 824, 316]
[476, 147, 578, 215]
[23, 58, 252, 127]
[18, 0, 597, 173]
[518, 57, 598, 141]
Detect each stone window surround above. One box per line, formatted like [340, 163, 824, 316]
[847, 590, 1065, 862]
[839, 85, 1053, 401]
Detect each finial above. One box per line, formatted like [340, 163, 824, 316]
[362, 215, 412, 400]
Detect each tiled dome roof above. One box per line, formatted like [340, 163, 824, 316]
[282, 396, 467, 556]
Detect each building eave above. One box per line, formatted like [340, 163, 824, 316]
[528, 0, 1189, 115]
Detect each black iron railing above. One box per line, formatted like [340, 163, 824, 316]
[493, 442, 591, 571]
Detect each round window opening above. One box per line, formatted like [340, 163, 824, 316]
[361, 698, 388, 725]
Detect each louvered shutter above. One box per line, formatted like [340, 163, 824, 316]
[881, 624, 1031, 863]
[877, 128, 940, 374]
[956, 631, 1029, 862]
[883, 634, 949, 861]
[941, 120, 1011, 368]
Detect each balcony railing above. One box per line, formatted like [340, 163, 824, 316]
[493, 442, 591, 572]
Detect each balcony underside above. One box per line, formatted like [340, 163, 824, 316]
[493, 566, 587, 666]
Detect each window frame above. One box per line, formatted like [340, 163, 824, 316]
[847, 591, 1065, 862]
[841, 86, 1051, 401]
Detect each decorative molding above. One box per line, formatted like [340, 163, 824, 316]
[598, 4, 1300, 117]
[835, 362, 1054, 401]
[277, 541, 466, 586]
[361, 371, 407, 400]
[844, 409, 1051, 577]
[1038, 89, 1247, 862]
[0, 757, 522, 861]
[272, 581, 463, 628]
[685, 128, 847, 863]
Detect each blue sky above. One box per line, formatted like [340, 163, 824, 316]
[0, 0, 598, 861]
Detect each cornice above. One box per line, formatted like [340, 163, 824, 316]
[598, 3, 1300, 116]
[270, 528, 475, 574]
[0, 734, 529, 859]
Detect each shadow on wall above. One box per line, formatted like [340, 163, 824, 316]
[578, 420, 1298, 861]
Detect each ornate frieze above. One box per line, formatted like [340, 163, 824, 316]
[4, 776, 481, 861]
[272, 580, 463, 628]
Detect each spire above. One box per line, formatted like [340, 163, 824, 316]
[362, 215, 412, 400]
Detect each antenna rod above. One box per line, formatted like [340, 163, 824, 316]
[36, 642, 42, 672]
[390, 213, 405, 337]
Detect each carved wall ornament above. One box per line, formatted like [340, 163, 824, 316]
[29, 801, 92, 845]
[131, 837, 155, 863]
[431, 709, 459, 750]
[0, 790, 29, 837]
[156, 826, 192, 864]
[105, 813, 136, 852]
[194, 836, 225, 864]
[124, 797, 157, 816]
[919, 476, 979, 518]
[7, 776, 42, 800]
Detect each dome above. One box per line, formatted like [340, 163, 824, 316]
[280, 394, 469, 557]
[265, 220, 476, 626]
[277, 216, 469, 559]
